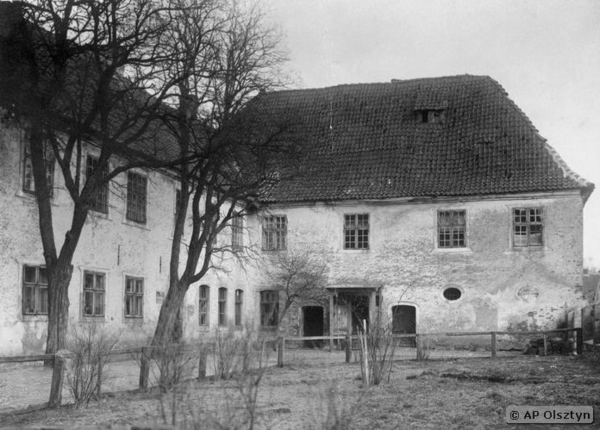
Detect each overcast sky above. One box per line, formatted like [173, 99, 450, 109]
[264, 0, 600, 267]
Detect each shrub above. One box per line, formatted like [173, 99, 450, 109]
[149, 342, 196, 392]
[64, 322, 119, 405]
[356, 320, 396, 386]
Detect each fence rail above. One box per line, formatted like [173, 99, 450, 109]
[0, 327, 585, 410]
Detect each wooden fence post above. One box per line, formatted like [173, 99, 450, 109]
[491, 332, 497, 359]
[345, 334, 352, 363]
[139, 347, 150, 391]
[575, 327, 583, 356]
[542, 334, 548, 356]
[277, 336, 284, 368]
[198, 347, 207, 379]
[416, 334, 423, 360]
[48, 352, 65, 408]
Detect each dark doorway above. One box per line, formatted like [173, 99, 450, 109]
[392, 305, 416, 347]
[303, 306, 324, 348]
[350, 295, 370, 334]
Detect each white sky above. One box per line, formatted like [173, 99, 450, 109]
[264, 0, 600, 267]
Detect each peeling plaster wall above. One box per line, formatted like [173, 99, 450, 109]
[246, 193, 585, 335]
[0, 123, 254, 354]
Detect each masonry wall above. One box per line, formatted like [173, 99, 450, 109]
[0, 123, 253, 355]
[246, 192, 586, 337]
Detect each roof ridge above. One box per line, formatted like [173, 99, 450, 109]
[266, 74, 491, 95]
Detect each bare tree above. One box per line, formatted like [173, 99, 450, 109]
[0, 0, 190, 354]
[265, 251, 329, 329]
[150, 0, 295, 346]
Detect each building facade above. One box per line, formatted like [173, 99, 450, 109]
[0, 75, 594, 355]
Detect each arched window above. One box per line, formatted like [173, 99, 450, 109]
[235, 289, 244, 327]
[199, 285, 209, 326]
[218, 287, 227, 326]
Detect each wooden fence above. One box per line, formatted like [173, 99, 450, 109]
[569, 303, 600, 345]
[0, 327, 584, 409]
[275, 328, 584, 367]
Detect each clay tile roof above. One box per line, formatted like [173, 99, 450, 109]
[254, 75, 593, 203]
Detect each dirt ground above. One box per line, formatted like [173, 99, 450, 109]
[2, 352, 600, 429]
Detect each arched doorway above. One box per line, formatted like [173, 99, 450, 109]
[392, 305, 416, 347]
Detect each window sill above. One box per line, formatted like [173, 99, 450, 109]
[15, 190, 59, 206]
[259, 326, 278, 332]
[122, 218, 150, 231]
[22, 314, 48, 322]
[87, 210, 111, 221]
[433, 247, 472, 254]
[82, 315, 106, 321]
[341, 248, 370, 254]
[505, 246, 545, 254]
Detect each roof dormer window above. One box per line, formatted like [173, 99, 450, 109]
[418, 109, 445, 124]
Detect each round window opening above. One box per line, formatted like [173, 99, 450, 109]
[443, 287, 462, 301]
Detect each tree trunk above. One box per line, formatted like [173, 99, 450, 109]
[151, 280, 190, 348]
[45, 263, 73, 355]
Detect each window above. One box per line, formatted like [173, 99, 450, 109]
[125, 277, 143, 318]
[86, 155, 108, 214]
[83, 271, 105, 317]
[513, 208, 543, 247]
[418, 109, 445, 124]
[438, 210, 466, 248]
[199, 285, 209, 326]
[235, 289, 243, 327]
[126, 172, 147, 223]
[22, 140, 54, 195]
[22, 265, 48, 315]
[344, 214, 369, 249]
[262, 216, 287, 251]
[260, 290, 279, 327]
[218, 287, 227, 326]
[232, 216, 243, 251]
[443, 287, 462, 301]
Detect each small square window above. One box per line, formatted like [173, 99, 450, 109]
[438, 210, 466, 248]
[262, 216, 287, 251]
[125, 277, 144, 318]
[344, 214, 369, 249]
[83, 271, 105, 317]
[513, 208, 544, 247]
[22, 265, 48, 315]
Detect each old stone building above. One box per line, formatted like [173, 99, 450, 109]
[245, 75, 594, 340]
[0, 74, 594, 355]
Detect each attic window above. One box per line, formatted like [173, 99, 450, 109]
[418, 109, 445, 124]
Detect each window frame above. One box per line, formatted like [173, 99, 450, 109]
[235, 289, 243, 327]
[124, 276, 144, 319]
[437, 210, 467, 249]
[513, 207, 544, 248]
[126, 172, 147, 224]
[199, 285, 209, 326]
[232, 215, 244, 251]
[218, 287, 227, 327]
[344, 213, 370, 250]
[262, 215, 287, 251]
[22, 265, 49, 316]
[22, 140, 54, 196]
[83, 271, 106, 317]
[260, 290, 279, 327]
[86, 155, 109, 214]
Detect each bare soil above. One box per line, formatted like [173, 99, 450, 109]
[2, 353, 600, 429]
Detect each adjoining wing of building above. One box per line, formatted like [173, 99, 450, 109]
[0, 72, 594, 353]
